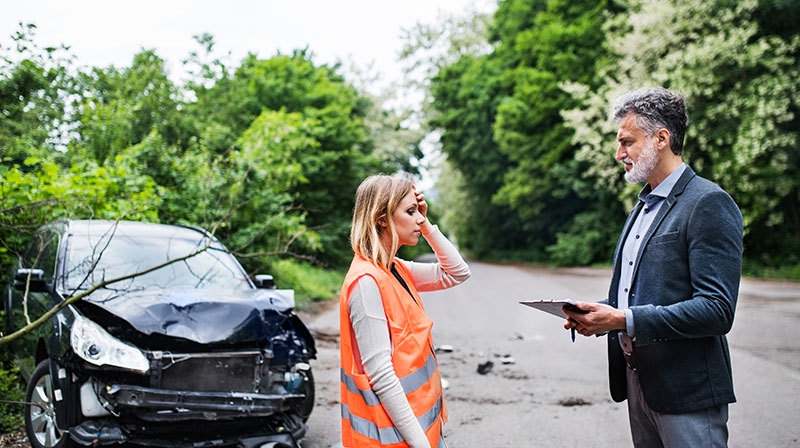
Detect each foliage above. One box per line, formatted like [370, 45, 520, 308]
[547, 210, 619, 267]
[491, 0, 620, 263]
[267, 259, 344, 308]
[0, 25, 422, 356]
[0, 310, 25, 434]
[562, 0, 800, 268]
[1, 27, 411, 274]
[424, 0, 799, 268]
[742, 259, 800, 281]
[0, 361, 24, 432]
[431, 53, 537, 259]
[397, 4, 494, 119]
[0, 310, 23, 431]
[396, 5, 508, 259]
[72, 50, 189, 164]
[0, 156, 161, 274]
[0, 23, 76, 166]
[429, 0, 620, 262]
[183, 50, 392, 268]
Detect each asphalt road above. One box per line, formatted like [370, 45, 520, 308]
[299, 261, 800, 448]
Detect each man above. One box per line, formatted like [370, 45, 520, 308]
[564, 87, 743, 447]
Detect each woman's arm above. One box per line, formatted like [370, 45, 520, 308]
[348, 276, 431, 448]
[403, 219, 471, 292]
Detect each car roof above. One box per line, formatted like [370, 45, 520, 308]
[52, 219, 213, 241]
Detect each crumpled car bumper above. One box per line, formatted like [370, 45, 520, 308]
[104, 384, 306, 421]
[69, 417, 303, 447]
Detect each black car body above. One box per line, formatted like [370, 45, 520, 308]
[3, 220, 316, 448]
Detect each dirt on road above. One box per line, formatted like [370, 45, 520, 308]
[0, 428, 27, 448]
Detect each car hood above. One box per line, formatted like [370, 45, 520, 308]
[83, 288, 297, 345]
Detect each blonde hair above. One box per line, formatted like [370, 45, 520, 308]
[350, 174, 414, 269]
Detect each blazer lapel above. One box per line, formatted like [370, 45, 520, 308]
[633, 166, 697, 273]
[609, 166, 697, 308]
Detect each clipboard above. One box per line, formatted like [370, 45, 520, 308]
[519, 299, 584, 318]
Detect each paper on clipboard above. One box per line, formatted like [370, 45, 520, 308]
[519, 299, 583, 318]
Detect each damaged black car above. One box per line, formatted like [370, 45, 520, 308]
[3, 219, 316, 448]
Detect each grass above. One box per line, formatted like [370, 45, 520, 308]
[268, 259, 344, 309]
[742, 260, 800, 282]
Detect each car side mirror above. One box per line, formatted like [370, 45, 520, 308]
[253, 274, 275, 289]
[13, 268, 49, 292]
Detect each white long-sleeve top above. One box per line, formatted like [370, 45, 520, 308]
[347, 220, 471, 448]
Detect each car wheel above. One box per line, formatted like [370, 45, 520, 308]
[292, 368, 315, 422]
[25, 360, 75, 448]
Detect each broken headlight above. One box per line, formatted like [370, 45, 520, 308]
[71, 315, 149, 373]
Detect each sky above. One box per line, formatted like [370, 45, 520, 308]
[2, 0, 493, 93]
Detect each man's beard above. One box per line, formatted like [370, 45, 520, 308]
[625, 138, 658, 183]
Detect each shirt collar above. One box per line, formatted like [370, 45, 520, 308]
[638, 163, 687, 209]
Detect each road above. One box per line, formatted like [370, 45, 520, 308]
[299, 261, 800, 447]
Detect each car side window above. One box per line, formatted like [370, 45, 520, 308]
[21, 230, 60, 284]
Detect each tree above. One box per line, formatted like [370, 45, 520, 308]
[396, 2, 525, 259]
[428, 0, 620, 262]
[63, 42, 391, 269]
[0, 23, 75, 166]
[1, 28, 397, 307]
[491, 0, 621, 264]
[432, 54, 534, 259]
[231, 52, 384, 266]
[562, 0, 800, 270]
[72, 49, 188, 165]
[225, 109, 324, 262]
[0, 156, 161, 276]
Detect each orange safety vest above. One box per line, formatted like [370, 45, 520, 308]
[339, 255, 447, 448]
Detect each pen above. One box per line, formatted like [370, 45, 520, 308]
[571, 327, 576, 343]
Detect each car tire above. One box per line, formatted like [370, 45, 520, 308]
[25, 359, 75, 448]
[292, 368, 315, 422]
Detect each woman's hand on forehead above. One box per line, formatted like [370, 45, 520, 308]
[413, 186, 427, 218]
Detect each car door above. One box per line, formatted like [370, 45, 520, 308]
[6, 227, 62, 379]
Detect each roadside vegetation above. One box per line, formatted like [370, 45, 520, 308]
[1, 0, 798, 434]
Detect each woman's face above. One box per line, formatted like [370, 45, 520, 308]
[390, 189, 425, 247]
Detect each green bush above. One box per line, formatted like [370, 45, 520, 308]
[0, 310, 24, 431]
[546, 211, 618, 267]
[0, 364, 24, 433]
[742, 260, 800, 282]
[268, 260, 344, 308]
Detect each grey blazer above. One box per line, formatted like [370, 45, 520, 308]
[607, 166, 743, 414]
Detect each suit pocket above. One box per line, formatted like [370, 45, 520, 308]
[643, 231, 684, 264]
[648, 231, 680, 245]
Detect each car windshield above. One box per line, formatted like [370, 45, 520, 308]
[64, 225, 251, 292]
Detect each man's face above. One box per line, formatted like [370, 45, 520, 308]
[616, 114, 658, 183]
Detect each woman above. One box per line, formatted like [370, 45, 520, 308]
[339, 174, 471, 448]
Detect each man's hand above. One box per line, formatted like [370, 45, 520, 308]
[563, 302, 627, 337]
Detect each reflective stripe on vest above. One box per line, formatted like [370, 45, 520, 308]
[341, 353, 439, 406]
[341, 396, 443, 445]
